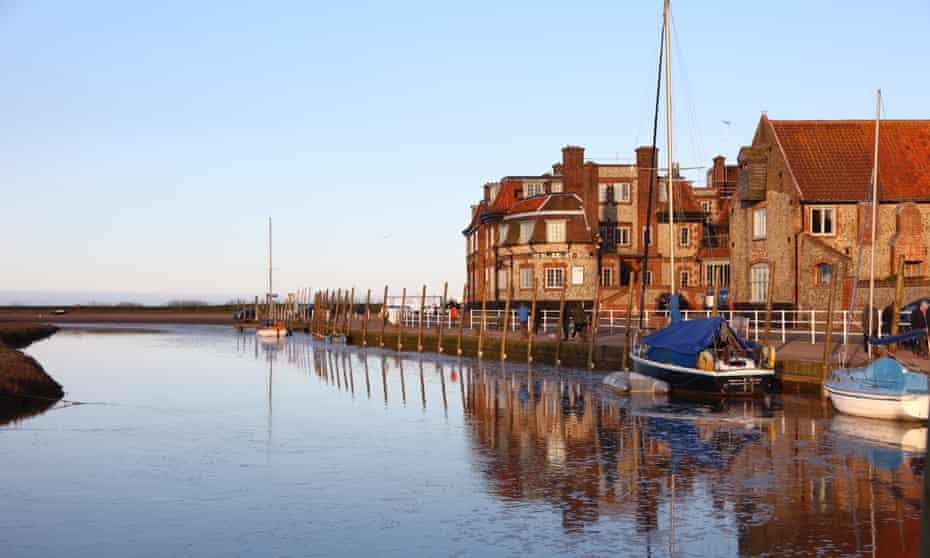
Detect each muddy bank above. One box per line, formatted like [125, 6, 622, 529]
[0, 323, 59, 349]
[0, 310, 231, 325]
[0, 324, 63, 409]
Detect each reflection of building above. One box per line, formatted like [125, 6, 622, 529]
[461, 368, 920, 555]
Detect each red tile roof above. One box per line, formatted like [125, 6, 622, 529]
[769, 118, 930, 201]
[508, 197, 547, 213]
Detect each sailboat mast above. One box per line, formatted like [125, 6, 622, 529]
[664, 0, 675, 295]
[268, 217, 273, 306]
[867, 89, 880, 353]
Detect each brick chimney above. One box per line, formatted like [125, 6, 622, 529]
[562, 146, 585, 195]
[583, 161, 599, 237]
[635, 146, 659, 255]
[712, 155, 726, 188]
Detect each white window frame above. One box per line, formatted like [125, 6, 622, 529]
[601, 267, 613, 287]
[498, 223, 508, 244]
[598, 184, 611, 203]
[545, 267, 564, 289]
[525, 182, 545, 197]
[518, 221, 534, 243]
[617, 226, 632, 246]
[550, 182, 563, 193]
[810, 206, 836, 236]
[546, 220, 567, 243]
[571, 266, 584, 286]
[679, 226, 690, 247]
[617, 183, 631, 202]
[680, 270, 690, 288]
[705, 263, 730, 287]
[753, 208, 767, 240]
[644, 270, 653, 286]
[750, 263, 769, 303]
[519, 268, 534, 290]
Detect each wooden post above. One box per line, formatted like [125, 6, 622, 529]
[437, 281, 448, 353]
[457, 283, 466, 356]
[417, 285, 426, 352]
[763, 263, 775, 347]
[587, 276, 602, 369]
[555, 280, 567, 366]
[477, 284, 487, 359]
[362, 289, 371, 347]
[254, 295, 259, 324]
[346, 287, 355, 335]
[527, 279, 538, 364]
[331, 288, 341, 336]
[822, 264, 843, 382]
[500, 279, 512, 361]
[397, 287, 407, 351]
[890, 258, 905, 354]
[711, 268, 720, 317]
[623, 271, 638, 370]
[380, 285, 388, 347]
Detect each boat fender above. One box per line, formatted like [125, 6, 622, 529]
[761, 346, 776, 369]
[697, 350, 714, 371]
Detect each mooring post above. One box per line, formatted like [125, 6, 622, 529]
[587, 276, 602, 369]
[555, 281, 567, 366]
[346, 287, 355, 336]
[623, 271, 638, 370]
[437, 281, 448, 353]
[417, 285, 426, 352]
[500, 279, 512, 361]
[527, 278, 538, 364]
[254, 295, 259, 324]
[821, 264, 843, 383]
[477, 284, 487, 359]
[362, 289, 371, 347]
[331, 288, 341, 336]
[457, 283, 466, 356]
[764, 263, 775, 347]
[398, 287, 407, 351]
[380, 285, 388, 347]
[890, 258, 905, 354]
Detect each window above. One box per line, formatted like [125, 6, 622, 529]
[498, 269, 508, 290]
[617, 183, 631, 202]
[519, 268, 534, 290]
[525, 182, 545, 197]
[700, 201, 711, 213]
[598, 184, 613, 203]
[680, 270, 690, 288]
[498, 223, 509, 244]
[546, 220, 566, 243]
[750, 264, 769, 303]
[816, 263, 832, 285]
[601, 267, 613, 287]
[545, 268, 564, 289]
[571, 266, 584, 285]
[644, 270, 653, 286]
[617, 226, 632, 246]
[518, 221, 534, 243]
[810, 207, 835, 236]
[679, 226, 690, 247]
[753, 208, 767, 239]
[551, 182, 563, 193]
[905, 261, 923, 278]
[705, 263, 730, 286]
[643, 226, 652, 247]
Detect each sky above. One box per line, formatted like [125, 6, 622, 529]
[1, 1, 928, 305]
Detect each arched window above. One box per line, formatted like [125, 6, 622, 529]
[816, 263, 832, 285]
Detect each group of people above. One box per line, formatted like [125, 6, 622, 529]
[515, 302, 590, 341]
[864, 299, 930, 357]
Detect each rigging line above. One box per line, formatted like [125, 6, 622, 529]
[671, 12, 707, 165]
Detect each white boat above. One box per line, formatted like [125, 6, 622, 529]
[256, 322, 290, 339]
[825, 357, 928, 421]
[254, 217, 290, 339]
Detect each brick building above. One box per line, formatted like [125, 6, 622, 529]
[463, 145, 735, 309]
[730, 116, 930, 309]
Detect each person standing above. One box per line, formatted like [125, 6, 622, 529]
[571, 303, 587, 340]
[910, 300, 930, 358]
[517, 303, 530, 339]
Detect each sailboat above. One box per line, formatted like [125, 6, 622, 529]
[629, 0, 774, 395]
[825, 90, 929, 421]
[256, 217, 291, 339]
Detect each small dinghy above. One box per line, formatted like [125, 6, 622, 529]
[825, 357, 928, 421]
[256, 320, 290, 339]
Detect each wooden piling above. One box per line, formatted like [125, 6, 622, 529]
[527, 279, 538, 364]
[763, 263, 775, 347]
[555, 281, 567, 366]
[457, 284, 466, 356]
[500, 280, 512, 361]
[417, 285, 426, 352]
[331, 288, 341, 336]
[398, 288, 407, 351]
[623, 271, 638, 370]
[587, 276, 602, 369]
[346, 287, 355, 335]
[362, 289, 371, 347]
[380, 285, 388, 348]
[711, 268, 720, 317]
[437, 282, 448, 353]
[890, 258, 905, 354]
[477, 284, 487, 359]
[821, 264, 843, 382]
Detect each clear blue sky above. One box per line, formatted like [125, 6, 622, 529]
[1, 1, 927, 304]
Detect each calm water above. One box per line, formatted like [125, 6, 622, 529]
[1, 326, 924, 557]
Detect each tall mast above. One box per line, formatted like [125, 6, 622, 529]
[664, 0, 675, 294]
[268, 217, 273, 306]
[867, 90, 880, 357]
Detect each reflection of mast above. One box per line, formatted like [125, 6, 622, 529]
[267, 352, 273, 449]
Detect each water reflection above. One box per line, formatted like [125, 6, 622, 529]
[0, 392, 60, 426]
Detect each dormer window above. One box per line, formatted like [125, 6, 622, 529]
[525, 182, 545, 197]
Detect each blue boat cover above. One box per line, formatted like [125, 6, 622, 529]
[869, 328, 927, 346]
[669, 294, 682, 323]
[642, 317, 752, 367]
[829, 357, 928, 396]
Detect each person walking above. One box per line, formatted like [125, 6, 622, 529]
[910, 300, 930, 358]
[517, 303, 530, 339]
[571, 303, 587, 340]
[561, 304, 571, 341]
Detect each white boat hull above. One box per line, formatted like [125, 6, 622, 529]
[825, 385, 928, 421]
[256, 328, 289, 338]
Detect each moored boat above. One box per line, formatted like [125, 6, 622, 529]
[825, 357, 928, 421]
[256, 320, 290, 339]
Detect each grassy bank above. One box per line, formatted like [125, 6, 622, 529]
[0, 323, 63, 406]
